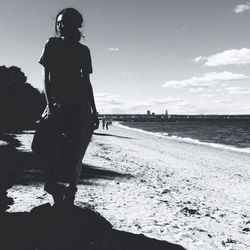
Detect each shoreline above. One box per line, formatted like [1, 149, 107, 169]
[3, 125, 250, 250]
[116, 122, 250, 155]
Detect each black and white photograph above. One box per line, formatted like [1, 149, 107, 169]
[0, 1, 250, 249]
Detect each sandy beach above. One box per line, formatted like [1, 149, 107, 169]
[5, 124, 250, 250]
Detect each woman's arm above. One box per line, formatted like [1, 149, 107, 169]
[85, 74, 99, 129]
[43, 68, 54, 116]
[86, 75, 97, 113]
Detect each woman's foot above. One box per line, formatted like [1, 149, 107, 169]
[64, 186, 77, 206]
[44, 183, 66, 206]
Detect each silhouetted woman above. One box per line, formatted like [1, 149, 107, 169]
[39, 8, 99, 205]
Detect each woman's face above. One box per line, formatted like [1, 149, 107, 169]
[56, 14, 68, 36]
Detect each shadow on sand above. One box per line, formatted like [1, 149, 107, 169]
[93, 132, 133, 140]
[82, 163, 132, 180]
[0, 203, 185, 250]
[0, 150, 131, 211]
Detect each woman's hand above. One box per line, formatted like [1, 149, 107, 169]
[92, 112, 99, 130]
[41, 105, 52, 119]
[47, 104, 54, 117]
[42, 103, 59, 119]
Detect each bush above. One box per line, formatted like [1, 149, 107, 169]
[0, 65, 46, 129]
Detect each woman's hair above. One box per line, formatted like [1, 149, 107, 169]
[55, 8, 84, 42]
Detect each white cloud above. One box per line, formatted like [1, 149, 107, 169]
[162, 72, 248, 88]
[194, 48, 250, 66]
[193, 56, 206, 63]
[234, 3, 250, 13]
[96, 93, 123, 106]
[152, 97, 181, 104]
[239, 106, 250, 113]
[95, 91, 250, 115]
[174, 101, 189, 107]
[125, 98, 183, 113]
[95, 93, 120, 99]
[106, 48, 119, 51]
[213, 100, 223, 104]
[132, 91, 141, 95]
[95, 93, 185, 114]
[226, 87, 250, 95]
[215, 89, 223, 93]
[190, 88, 204, 93]
[220, 83, 228, 87]
[95, 93, 126, 114]
[201, 94, 214, 98]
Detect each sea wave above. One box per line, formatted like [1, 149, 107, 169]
[114, 122, 250, 154]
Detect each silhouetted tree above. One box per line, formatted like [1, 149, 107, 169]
[8, 66, 27, 84]
[0, 65, 45, 129]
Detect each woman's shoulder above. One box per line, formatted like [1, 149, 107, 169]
[44, 37, 62, 47]
[78, 42, 90, 50]
[78, 43, 91, 55]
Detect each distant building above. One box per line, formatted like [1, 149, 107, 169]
[165, 109, 168, 115]
[147, 110, 151, 115]
[152, 112, 155, 116]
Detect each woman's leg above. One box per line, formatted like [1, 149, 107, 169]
[68, 127, 92, 188]
[64, 131, 92, 205]
[43, 124, 66, 205]
[62, 104, 93, 204]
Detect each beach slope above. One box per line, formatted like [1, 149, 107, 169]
[4, 124, 250, 250]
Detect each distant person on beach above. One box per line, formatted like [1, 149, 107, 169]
[39, 8, 99, 205]
[102, 119, 106, 129]
[106, 120, 109, 130]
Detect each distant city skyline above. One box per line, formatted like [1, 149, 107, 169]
[1, 0, 250, 114]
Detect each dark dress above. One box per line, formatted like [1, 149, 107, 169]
[39, 37, 93, 179]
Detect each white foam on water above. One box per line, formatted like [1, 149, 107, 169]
[0, 140, 9, 146]
[115, 122, 250, 154]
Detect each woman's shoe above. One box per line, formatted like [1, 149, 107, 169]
[44, 183, 66, 206]
[64, 186, 77, 206]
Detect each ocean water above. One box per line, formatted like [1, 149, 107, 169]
[119, 119, 250, 153]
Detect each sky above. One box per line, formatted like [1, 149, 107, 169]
[1, 0, 250, 115]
